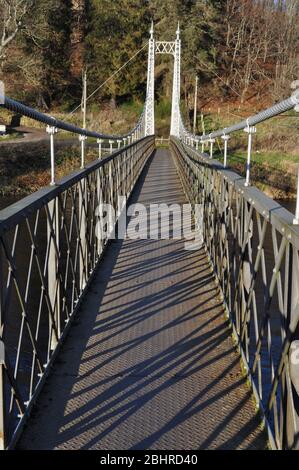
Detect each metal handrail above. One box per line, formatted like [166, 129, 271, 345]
[179, 89, 299, 222]
[0, 135, 155, 449]
[170, 136, 299, 449]
[0, 93, 148, 186]
[204, 91, 299, 140]
[179, 89, 299, 141]
[0, 94, 146, 141]
[0, 135, 151, 235]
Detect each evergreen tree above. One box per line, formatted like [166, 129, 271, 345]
[1, 0, 298, 108]
[85, 0, 150, 105]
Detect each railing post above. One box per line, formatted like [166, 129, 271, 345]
[209, 136, 215, 159]
[109, 140, 114, 154]
[47, 197, 60, 350]
[117, 140, 122, 196]
[46, 126, 57, 186]
[293, 167, 299, 225]
[195, 139, 199, 151]
[244, 125, 256, 187]
[79, 134, 87, 169]
[221, 134, 230, 168]
[0, 340, 5, 450]
[286, 245, 299, 448]
[0, 243, 5, 449]
[97, 139, 103, 160]
[201, 140, 204, 153]
[108, 156, 114, 207]
[79, 178, 87, 292]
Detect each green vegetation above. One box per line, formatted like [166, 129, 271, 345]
[220, 150, 299, 168]
[0, 144, 99, 196]
[0, 1, 298, 197]
[0, 132, 23, 142]
[1, 1, 298, 110]
[197, 107, 299, 198]
[214, 148, 298, 197]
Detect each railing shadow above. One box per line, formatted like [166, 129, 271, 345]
[17, 148, 266, 450]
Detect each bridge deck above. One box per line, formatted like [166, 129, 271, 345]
[18, 149, 267, 450]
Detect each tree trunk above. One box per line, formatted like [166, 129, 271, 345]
[70, 0, 87, 78]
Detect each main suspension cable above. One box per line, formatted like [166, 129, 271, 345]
[67, 42, 149, 118]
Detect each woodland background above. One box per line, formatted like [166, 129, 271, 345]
[0, 1, 298, 198]
[0, 0, 298, 113]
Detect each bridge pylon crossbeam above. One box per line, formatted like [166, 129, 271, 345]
[155, 41, 176, 56]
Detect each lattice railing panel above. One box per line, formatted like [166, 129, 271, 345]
[170, 137, 299, 450]
[0, 136, 155, 448]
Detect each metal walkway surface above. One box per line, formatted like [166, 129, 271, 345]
[17, 149, 267, 450]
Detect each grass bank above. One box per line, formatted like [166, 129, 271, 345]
[0, 142, 99, 196]
[213, 149, 298, 199]
[195, 106, 299, 199]
[0, 99, 298, 198]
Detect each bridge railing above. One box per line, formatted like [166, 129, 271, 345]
[178, 90, 299, 220]
[0, 135, 155, 449]
[170, 136, 299, 449]
[179, 89, 299, 142]
[0, 94, 148, 186]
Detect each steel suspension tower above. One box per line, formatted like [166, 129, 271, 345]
[170, 24, 181, 138]
[145, 22, 155, 136]
[145, 22, 181, 138]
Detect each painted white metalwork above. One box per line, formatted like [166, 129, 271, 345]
[209, 135, 215, 160]
[46, 125, 58, 186]
[79, 134, 87, 169]
[156, 41, 176, 55]
[97, 139, 103, 159]
[170, 24, 181, 138]
[294, 170, 299, 225]
[144, 22, 155, 136]
[179, 86, 299, 223]
[244, 125, 256, 187]
[221, 134, 230, 168]
[145, 23, 181, 138]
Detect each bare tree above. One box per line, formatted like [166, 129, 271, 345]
[224, 0, 299, 100]
[0, 0, 32, 64]
[70, 0, 87, 78]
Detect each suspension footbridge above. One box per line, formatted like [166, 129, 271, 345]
[0, 24, 299, 450]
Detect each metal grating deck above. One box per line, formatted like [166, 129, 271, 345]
[18, 149, 268, 450]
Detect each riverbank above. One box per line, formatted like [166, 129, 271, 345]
[0, 137, 99, 196]
[202, 107, 299, 200]
[0, 144, 297, 201]
[0, 99, 298, 199]
[213, 150, 298, 200]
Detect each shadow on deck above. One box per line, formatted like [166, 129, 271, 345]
[17, 149, 268, 450]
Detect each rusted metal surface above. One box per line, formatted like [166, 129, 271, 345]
[17, 149, 267, 450]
